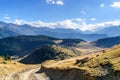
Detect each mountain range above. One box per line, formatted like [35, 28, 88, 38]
[1, 21, 120, 41]
[0, 21, 108, 41]
[93, 26, 120, 37]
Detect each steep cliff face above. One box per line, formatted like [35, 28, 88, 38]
[40, 66, 120, 80]
[39, 45, 120, 80]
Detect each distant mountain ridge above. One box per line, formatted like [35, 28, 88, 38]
[91, 26, 120, 37]
[0, 21, 108, 41]
[92, 36, 120, 48]
[0, 35, 85, 56]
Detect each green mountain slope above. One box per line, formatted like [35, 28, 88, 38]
[20, 45, 77, 64]
[0, 35, 85, 56]
[0, 35, 58, 56]
[92, 36, 120, 48]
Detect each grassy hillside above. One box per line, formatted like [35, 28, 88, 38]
[92, 36, 120, 48]
[40, 44, 120, 80]
[0, 56, 36, 78]
[20, 45, 77, 64]
[0, 35, 57, 56]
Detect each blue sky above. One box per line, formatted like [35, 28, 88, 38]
[0, 0, 120, 31]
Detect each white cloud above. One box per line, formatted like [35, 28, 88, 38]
[13, 19, 78, 29]
[46, 0, 55, 4]
[13, 19, 27, 25]
[56, 0, 64, 5]
[90, 18, 96, 21]
[12, 19, 120, 32]
[3, 14, 10, 20]
[110, 2, 120, 8]
[100, 3, 105, 8]
[80, 20, 120, 31]
[46, 0, 64, 5]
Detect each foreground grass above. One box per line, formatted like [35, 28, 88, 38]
[0, 57, 38, 77]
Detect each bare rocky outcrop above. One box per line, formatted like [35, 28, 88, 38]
[39, 62, 120, 80]
[39, 65, 96, 80]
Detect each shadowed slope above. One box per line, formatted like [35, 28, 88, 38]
[20, 45, 77, 64]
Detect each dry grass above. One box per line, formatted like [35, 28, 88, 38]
[0, 58, 38, 77]
[42, 44, 120, 76]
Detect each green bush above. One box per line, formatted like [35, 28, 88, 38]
[2, 61, 7, 64]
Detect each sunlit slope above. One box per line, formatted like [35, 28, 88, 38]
[40, 44, 120, 80]
[0, 56, 36, 78]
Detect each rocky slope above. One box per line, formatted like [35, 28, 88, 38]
[39, 44, 120, 80]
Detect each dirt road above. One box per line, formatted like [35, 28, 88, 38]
[2, 67, 50, 80]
